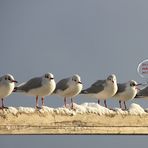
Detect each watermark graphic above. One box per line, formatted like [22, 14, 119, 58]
[137, 59, 148, 78]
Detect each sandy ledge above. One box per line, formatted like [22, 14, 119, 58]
[0, 103, 148, 134]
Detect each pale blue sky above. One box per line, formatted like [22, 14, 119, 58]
[0, 0, 148, 147]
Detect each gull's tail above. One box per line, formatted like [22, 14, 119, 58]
[135, 94, 143, 98]
[13, 87, 25, 93]
[80, 90, 88, 94]
[13, 87, 17, 92]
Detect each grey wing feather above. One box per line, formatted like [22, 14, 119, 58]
[17, 77, 42, 92]
[82, 80, 105, 94]
[116, 83, 126, 94]
[137, 86, 148, 97]
[54, 78, 69, 92]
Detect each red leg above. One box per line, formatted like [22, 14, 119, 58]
[124, 101, 127, 110]
[0, 98, 8, 109]
[98, 99, 100, 105]
[2, 98, 4, 108]
[41, 97, 44, 106]
[104, 100, 107, 108]
[36, 96, 39, 109]
[0, 99, 3, 109]
[71, 98, 73, 109]
[64, 97, 67, 108]
[119, 100, 122, 109]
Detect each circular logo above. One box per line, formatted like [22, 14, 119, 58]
[137, 59, 148, 78]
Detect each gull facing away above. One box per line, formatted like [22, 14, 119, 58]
[0, 74, 17, 109]
[113, 80, 140, 110]
[81, 74, 117, 108]
[54, 74, 83, 108]
[135, 85, 148, 99]
[14, 73, 56, 109]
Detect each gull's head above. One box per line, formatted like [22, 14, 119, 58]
[127, 80, 140, 91]
[71, 74, 82, 85]
[2, 74, 17, 84]
[129, 80, 137, 87]
[43, 73, 55, 81]
[107, 74, 117, 84]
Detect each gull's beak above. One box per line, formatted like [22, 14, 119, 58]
[12, 80, 18, 83]
[135, 83, 142, 91]
[78, 81, 82, 84]
[136, 83, 143, 86]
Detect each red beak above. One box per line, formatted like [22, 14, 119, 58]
[12, 80, 18, 83]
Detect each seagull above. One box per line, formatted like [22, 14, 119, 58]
[113, 80, 140, 110]
[0, 74, 17, 109]
[54, 74, 83, 108]
[135, 85, 148, 99]
[14, 73, 56, 109]
[81, 74, 117, 108]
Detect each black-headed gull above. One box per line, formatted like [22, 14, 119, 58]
[113, 80, 140, 110]
[14, 73, 56, 109]
[0, 74, 17, 109]
[54, 74, 83, 108]
[81, 74, 117, 108]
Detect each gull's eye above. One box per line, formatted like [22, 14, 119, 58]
[5, 77, 7, 80]
[45, 74, 49, 78]
[72, 78, 76, 82]
[8, 77, 11, 81]
[130, 83, 135, 87]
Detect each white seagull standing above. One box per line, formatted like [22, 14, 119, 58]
[54, 74, 83, 108]
[113, 80, 140, 110]
[0, 74, 17, 109]
[14, 73, 56, 109]
[81, 74, 117, 108]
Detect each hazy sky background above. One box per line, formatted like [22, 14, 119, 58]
[1, 0, 148, 147]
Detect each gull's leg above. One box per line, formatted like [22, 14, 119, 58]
[124, 101, 127, 110]
[36, 96, 40, 109]
[71, 98, 74, 109]
[104, 100, 107, 108]
[0, 98, 8, 109]
[64, 97, 67, 108]
[98, 99, 100, 105]
[41, 97, 44, 106]
[119, 100, 122, 109]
